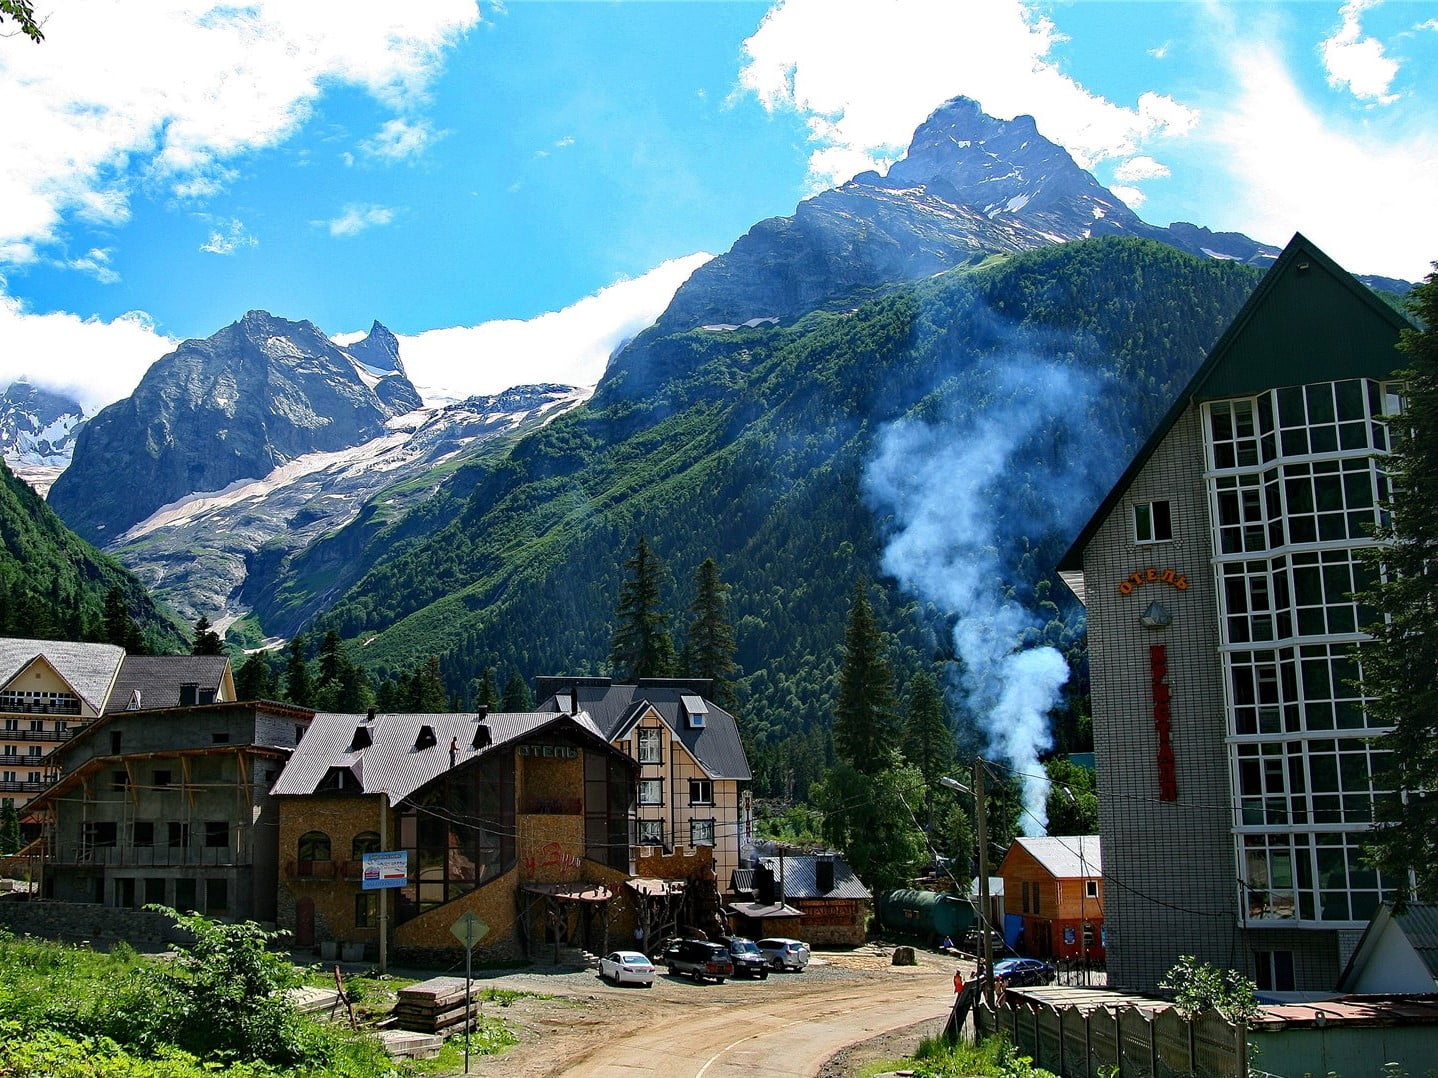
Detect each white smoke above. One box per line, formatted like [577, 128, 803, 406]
[863, 355, 1103, 834]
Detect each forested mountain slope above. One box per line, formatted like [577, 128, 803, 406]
[0, 462, 183, 651]
[262, 238, 1263, 791]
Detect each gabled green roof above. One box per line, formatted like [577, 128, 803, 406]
[1058, 233, 1414, 572]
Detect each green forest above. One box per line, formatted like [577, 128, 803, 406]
[229, 238, 1265, 797]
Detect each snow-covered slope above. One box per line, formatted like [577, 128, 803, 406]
[0, 380, 86, 495]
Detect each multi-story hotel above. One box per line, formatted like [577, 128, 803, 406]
[1059, 235, 1413, 993]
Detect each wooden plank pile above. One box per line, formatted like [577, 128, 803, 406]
[392, 976, 483, 1034]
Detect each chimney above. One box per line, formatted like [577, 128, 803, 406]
[569, 686, 579, 715]
[449, 737, 459, 768]
[365, 708, 376, 722]
[755, 865, 776, 905]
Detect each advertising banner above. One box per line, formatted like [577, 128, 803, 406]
[361, 850, 408, 890]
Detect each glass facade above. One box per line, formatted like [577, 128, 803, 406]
[1205, 379, 1398, 927]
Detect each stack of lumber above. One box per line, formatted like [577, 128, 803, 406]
[392, 976, 482, 1034]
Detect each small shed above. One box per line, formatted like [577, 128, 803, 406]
[726, 899, 804, 941]
[1337, 904, 1438, 993]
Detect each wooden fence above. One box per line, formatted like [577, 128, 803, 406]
[976, 996, 1244, 1077]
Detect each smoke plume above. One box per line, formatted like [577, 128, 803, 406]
[863, 354, 1104, 834]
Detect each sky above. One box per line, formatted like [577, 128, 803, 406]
[1, 0, 1435, 412]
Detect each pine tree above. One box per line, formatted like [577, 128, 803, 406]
[502, 669, 534, 711]
[191, 616, 223, 656]
[1359, 265, 1438, 903]
[0, 799, 20, 856]
[833, 581, 900, 774]
[470, 668, 499, 710]
[408, 657, 448, 713]
[313, 631, 371, 712]
[681, 557, 739, 708]
[283, 635, 314, 708]
[235, 652, 277, 701]
[609, 535, 675, 681]
[902, 669, 957, 829]
[101, 587, 145, 653]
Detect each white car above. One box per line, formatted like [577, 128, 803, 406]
[756, 937, 810, 971]
[599, 950, 657, 986]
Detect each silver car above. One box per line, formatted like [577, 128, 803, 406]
[756, 937, 810, 971]
[598, 950, 656, 986]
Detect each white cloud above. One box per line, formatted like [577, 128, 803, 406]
[362, 118, 442, 161]
[200, 220, 258, 256]
[375, 253, 712, 403]
[1203, 41, 1436, 280]
[0, 0, 479, 267]
[737, 0, 1197, 190]
[1113, 156, 1171, 182]
[63, 248, 121, 285]
[1109, 185, 1146, 210]
[1321, 0, 1400, 104]
[0, 289, 174, 411]
[326, 204, 396, 238]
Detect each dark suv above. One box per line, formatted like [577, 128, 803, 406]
[663, 939, 735, 982]
[719, 936, 770, 980]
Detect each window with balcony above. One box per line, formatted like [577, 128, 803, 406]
[204, 821, 229, 849]
[132, 822, 154, 847]
[298, 830, 332, 861]
[167, 822, 189, 848]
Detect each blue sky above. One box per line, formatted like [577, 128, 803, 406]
[1, 0, 1435, 410]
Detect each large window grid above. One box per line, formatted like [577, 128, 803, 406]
[1207, 379, 1397, 928]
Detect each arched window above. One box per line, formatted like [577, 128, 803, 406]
[351, 831, 381, 859]
[298, 830, 331, 862]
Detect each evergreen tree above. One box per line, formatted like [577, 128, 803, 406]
[313, 630, 371, 712]
[1359, 265, 1438, 903]
[235, 652, 277, 701]
[101, 587, 145, 654]
[502, 669, 534, 711]
[283, 635, 313, 708]
[470, 668, 499, 711]
[816, 762, 928, 893]
[0, 799, 20, 856]
[1044, 758, 1100, 836]
[408, 656, 447, 713]
[191, 616, 223, 656]
[902, 669, 957, 831]
[609, 535, 675, 681]
[681, 556, 739, 708]
[832, 581, 900, 774]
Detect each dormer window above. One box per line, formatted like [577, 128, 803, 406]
[349, 726, 373, 751]
[680, 695, 708, 729]
[472, 724, 492, 750]
[415, 725, 437, 750]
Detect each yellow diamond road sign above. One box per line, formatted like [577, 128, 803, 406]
[450, 912, 489, 949]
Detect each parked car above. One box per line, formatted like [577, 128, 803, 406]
[663, 939, 735, 982]
[598, 950, 656, 986]
[961, 928, 1014, 958]
[756, 937, 810, 971]
[719, 936, 770, 980]
[990, 957, 1057, 987]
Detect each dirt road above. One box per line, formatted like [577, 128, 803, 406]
[462, 947, 966, 1077]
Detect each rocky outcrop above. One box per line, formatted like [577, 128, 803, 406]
[47, 311, 423, 543]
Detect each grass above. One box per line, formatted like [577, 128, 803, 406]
[890, 1033, 1060, 1077]
[0, 929, 525, 1076]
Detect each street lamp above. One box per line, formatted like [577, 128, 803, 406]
[942, 763, 995, 1011]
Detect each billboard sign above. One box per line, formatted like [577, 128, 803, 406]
[361, 850, 409, 890]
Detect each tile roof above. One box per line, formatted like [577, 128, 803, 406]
[756, 854, 872, 899]
[534, 677, 751, 780]
[1007, 835, 1102, 879]
[0, 637, 126, 713]
[271, 709, 610, 802]
[104, 655, 232, 712]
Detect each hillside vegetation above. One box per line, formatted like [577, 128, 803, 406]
[0, 462, 183, 651]
[256, 238, 1264, 793]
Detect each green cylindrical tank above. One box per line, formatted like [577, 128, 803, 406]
[876, 889, 975, 942]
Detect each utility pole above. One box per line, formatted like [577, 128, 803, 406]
[974, 756, 995, 1011]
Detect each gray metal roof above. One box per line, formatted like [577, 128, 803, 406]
[104, 655, 233, 712]
[1006, 835, 1102, 879]
[0, 637, 126, 713]
[757, 854, 872, 900]
[271, 709, 609, 802]
[534, 678, 751, 781]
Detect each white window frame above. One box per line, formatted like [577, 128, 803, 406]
[636, 727, 662, 765]
[1133, 499, 1173, 543]
[689, 778, 713, 806]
